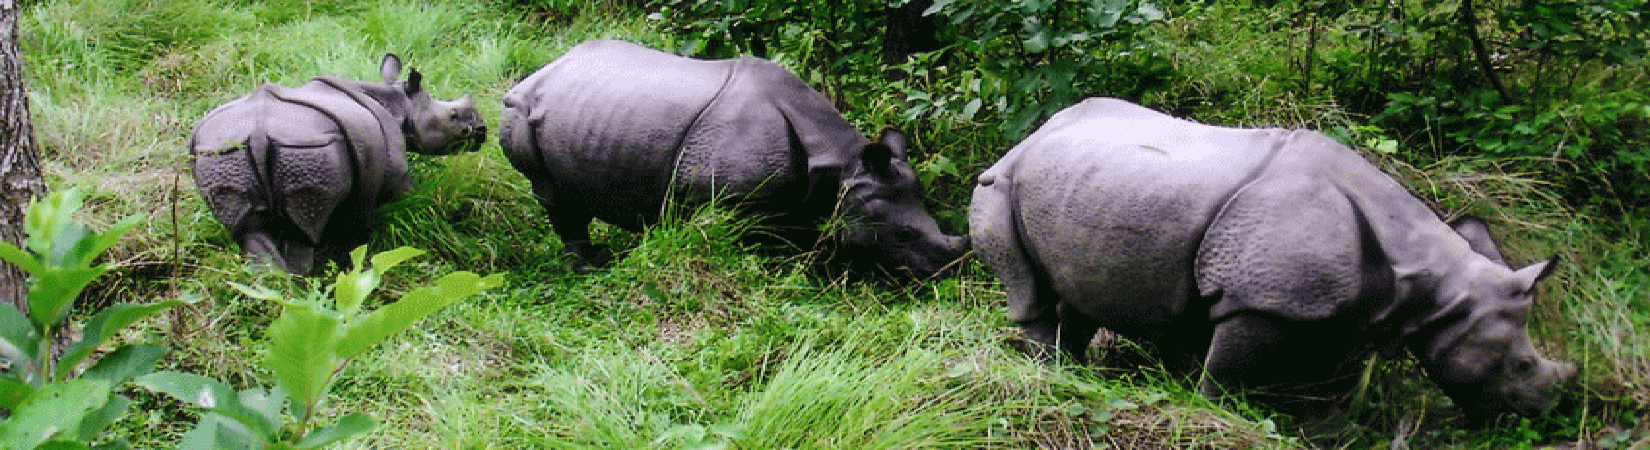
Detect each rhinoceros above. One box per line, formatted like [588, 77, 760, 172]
[192, 54, 486, 274]
[969, 97, 1575, 417]
[499, 39, 967, 276]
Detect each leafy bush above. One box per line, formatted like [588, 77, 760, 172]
[1305, 0, 1650, 212]
[916, 0, 1165, 137]
[138, 247, 503, 448]
[648, 0, 1167, 139]
[0, 187, 181, 450]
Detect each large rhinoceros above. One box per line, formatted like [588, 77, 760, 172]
[192, 54, 486, 274]
[970, 97, 1575, 417]
[499, 39, 967, 277]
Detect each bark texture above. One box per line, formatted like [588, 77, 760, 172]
[1, 0, 45, 311]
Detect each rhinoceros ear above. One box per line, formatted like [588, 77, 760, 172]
[860, 141, 895, 177]
[404, 69, 424, 95]
[877, 128, 910, 160]
[381, 53, 404, 84]
[1513, 257, 1559, 293]
[1450, 216, 1508, 266]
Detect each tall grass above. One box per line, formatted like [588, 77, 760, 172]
[16, 0, 1649, 448]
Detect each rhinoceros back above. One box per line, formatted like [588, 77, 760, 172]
[192, 93, 271, 236]
[192, 79, 402, 245]
[503, 40, 844, 229]
[193, 87, 353, 245]
[997, 98, 1289, 324]
[503, 40, 741, 227]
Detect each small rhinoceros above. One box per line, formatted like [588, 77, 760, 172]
[192, 54, 486, 274]
[969, 98, 1575, 418]
[499, 39, 967, 277]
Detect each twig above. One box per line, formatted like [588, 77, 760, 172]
[171, 169, 182, 297]
[1461, 0, 1512, 103]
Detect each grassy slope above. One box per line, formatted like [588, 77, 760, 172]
[18, 0, 1647, 448]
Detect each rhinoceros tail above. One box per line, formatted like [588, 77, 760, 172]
[499, 97, 546, 179]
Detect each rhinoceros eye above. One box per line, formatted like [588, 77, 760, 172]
[1511, 357, 1535, 377]
[893, 226, 918, 242]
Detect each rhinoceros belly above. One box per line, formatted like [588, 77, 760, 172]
[1010, 116, 1285, 324]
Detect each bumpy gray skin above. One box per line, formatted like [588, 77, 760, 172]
[500, 39, 967, 277]
[192, 54, 486, 274]
[970, 97, 1575, 418]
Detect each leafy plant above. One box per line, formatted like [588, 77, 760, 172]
[137, 246, 504, 449]
[0, 187, 181, 450]
[919, 0, 1165, 137]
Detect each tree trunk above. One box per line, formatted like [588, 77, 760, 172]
[0, 0, 45, 312]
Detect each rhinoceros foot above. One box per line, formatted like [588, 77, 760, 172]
[562, 240, 613, 274]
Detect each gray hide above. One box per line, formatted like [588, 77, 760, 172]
[969, 97, 1575, 418]
[500, 39, 967, 277]
[192, 54, 486, 274]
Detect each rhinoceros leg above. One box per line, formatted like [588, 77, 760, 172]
[234, 211, 316, 274]
[524, 179, 605, 272]
[971, 173, 1098, 362]
[1201, 313, 1367, 417]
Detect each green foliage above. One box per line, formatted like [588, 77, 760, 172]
[919, 0, 1165, 137]
[1301, 0, 1650, 212]
[16, 0, 1650, 448]
[0, 187, 180, 449]
[138, 246, 503, 448]
[651, 0, 1167, 139]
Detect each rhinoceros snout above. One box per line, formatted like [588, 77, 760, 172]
[898, 234, 970, 280]
[1555, 360, 1578, 383]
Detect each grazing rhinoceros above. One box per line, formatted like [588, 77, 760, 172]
[499, 39, 967, 277]
[192, 54, 486, 274]
[969, 97, 1575, 418]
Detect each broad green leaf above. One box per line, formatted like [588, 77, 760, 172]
[80, 344, 167, 385]
[57, 300, 181, 380]
[22, 187, 84, 256]
[27, 266, 106, 331]
[922, 0, 952, 16]
[226, 281, 284, 302]
[0, 241, 43, 274]
[1134, 1, 1165, 21]
[335, 272, 503, 360]
[292, 413, 375, 448]
[90, 439, 132, 450]
[236, 386, 288, 435]
[332, 270, 376, 318]
[43, 221, 94, 270]
[0, 303, 40, 370]
[177, 413, 266, 450]
[0, 378, 111, 450]
[34, 440, 91, 450]
[1023, 30, 1048, 53]
[267, 305, 341, 408]
[368, 247, 423, 275]
[961, 98, 983, 120]
[135, 371, 234, 408]
[135, 372, 278, 439]
[81, 214, 142, 269]
[75, 393, 131, 443]
[0, 377, 33, 410]
[346, 245, 369, 271]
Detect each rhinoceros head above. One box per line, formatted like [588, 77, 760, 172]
[836, 129, 969, 279]
[1412, 218, 1576, 418]
[377, 54, 486, 156]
